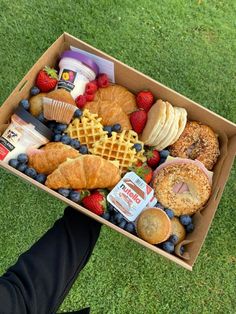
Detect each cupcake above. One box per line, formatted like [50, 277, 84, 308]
[42, 89, 77, 124]
[136, 208, 172, 244]
[171, 217, 186, 244]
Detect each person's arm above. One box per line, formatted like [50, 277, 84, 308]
[0, 207, 101, 314]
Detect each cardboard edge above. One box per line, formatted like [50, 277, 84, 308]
[0, 161, 193, 271]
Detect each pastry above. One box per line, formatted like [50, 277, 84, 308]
[136, 208, 172, 244]
[45, 155, 121, 190]
[169, 121, 220, 170]
[171, 217, 186, 244]
[85, 100, 132, 130]
[90, 129, 146, 172]
[65, 109, 107, 149]
[93, 84, 137, 114]
[153, 159, 212, 216]
[29, 93, 47, 117]
[28, 142, 80, 175]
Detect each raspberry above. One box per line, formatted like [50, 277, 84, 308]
[75, 95, 87, 109]
[85, 93, 95, 102]
[97, 73, 109, 88]
[85, 81, 98, 95]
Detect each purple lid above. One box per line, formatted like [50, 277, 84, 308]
[61, 50, 99, 76]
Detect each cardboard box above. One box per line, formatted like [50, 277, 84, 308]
[0, 32, 235, 270]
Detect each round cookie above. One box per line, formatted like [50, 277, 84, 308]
[136, 208, 172, 244]
[153, 162, 211, 216]
[169, 121, 220, 170]
[171, 217, 186, 244]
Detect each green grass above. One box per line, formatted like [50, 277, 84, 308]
[0, 0, 236, 313]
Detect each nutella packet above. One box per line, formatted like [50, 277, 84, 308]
[107, 172, 156, 221]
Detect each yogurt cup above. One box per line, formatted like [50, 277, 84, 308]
[57, 50, 99, 99]
[0, 105, 52, 162]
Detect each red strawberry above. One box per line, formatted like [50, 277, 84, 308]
[85, 81, 98, 94]
[130, 109, 147, 134]
[145, 149, 161, 169]
[97, 73, 109, 88]
[130, 162, 153, 184]
[85, 93, 95, 102]
[36, 66, 58, 92]
[82, 191, 107, 215]
[75, 95, 87, 109]
[136, 90, 154, 112]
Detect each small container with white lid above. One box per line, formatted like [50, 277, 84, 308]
[0, 105, 52, 162]
[57, 50, 99, 99]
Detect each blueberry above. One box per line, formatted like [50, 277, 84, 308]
[180, 245, 185, 255]
[58, 188, 71, 198]
[114, 212, 124, 224]
[186, 223, 195, 233]
[19, 99, 30, 111]
[55, 123, 68, 133]
[53, 133, 62, 142]
[109, 216, 117, 225]
[159, 150, 169, 159]
[179, 215, 192, 226]
[124, 222, 135, 233]
[8, 159, 19, 168]
[17, 163, 28, 173]
[103, 126, 112, 136]
[155, 202, 164, 210]
[70, 139, 80, 150]
[101, 212, 110, 220]
[79, 145, 88, 154]
[164, 208, 174, 219]
[37, 112, 47, 124]
[35, 173, 47, 184]
[132, 143, 142, 152]
[74, 109, 82, 118]
[25, 167, 37, 179]
[30, 86, 40, 96]
[69, 190, 80, 202]
[61, 135, 71, 145]
[107, 202, 115, 212]
[47, 121, 57, 130]
[162, 241, 175, 253]
[112, 123, 121, 133]
[17, 153, 28, 164]
[118, 219, 127, 229]
[169, 234, 179, 245]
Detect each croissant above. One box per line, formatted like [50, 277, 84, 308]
[85, 100, 132, 130]
[94, 85, 137, 114]
[28, 142, 80, 175]
[45, 155, 121, 190]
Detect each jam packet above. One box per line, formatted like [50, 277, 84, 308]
[107, 172, 156, 221]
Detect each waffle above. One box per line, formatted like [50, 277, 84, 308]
[65, 109, 107, 149]
[90, 130, 146, 172]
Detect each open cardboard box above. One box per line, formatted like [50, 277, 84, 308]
[0, 32, 235, 270]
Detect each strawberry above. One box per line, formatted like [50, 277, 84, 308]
[75, 95, 87, 109]
[136, 90, 154, 112]
[130, 109, 147, 134]
[85, 81, 98, 94]
[97, 73, 109, 88]
[145, 149, 161, 169]
[36, 66, 58, 92]
[130, 162, 153, 184]
[82, 190, 107, 215]
[85, 93, 95, 102]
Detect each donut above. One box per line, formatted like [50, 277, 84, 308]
[169, 121, 220, 170]
[136, 208, 171, 244]
[153, 162, 211, 216]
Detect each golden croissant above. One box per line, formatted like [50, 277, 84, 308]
[45, 155, 121, 190]
[28, 142, 80, 175]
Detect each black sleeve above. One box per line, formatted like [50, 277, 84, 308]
[0, 207, 101, 314]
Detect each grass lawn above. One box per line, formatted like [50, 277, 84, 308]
[0, 0, 236, 313]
